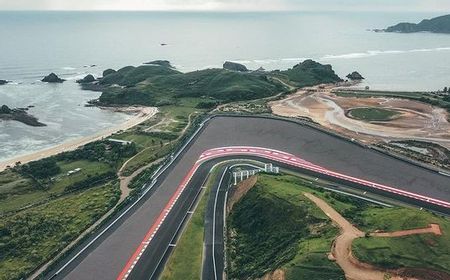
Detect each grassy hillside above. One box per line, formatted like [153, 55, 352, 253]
[0, 183, 120, 280]
[92, 60, 342, 106]
[227, 174, 450, 279]
[227, 175, 344, 280]
[353, 209, 450, 274]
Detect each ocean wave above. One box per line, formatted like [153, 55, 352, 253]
[321, 47, 450, 60]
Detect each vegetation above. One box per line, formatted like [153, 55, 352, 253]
[161, 167, 220, 280]
[335, 89, 450, 113]
[0, 182, 120, 280]
[379, 140, 450, 170]
[272, 59, 342, 88]
[19, 158, 60, 180]
[91, 60, 341, 107]
[385, 14, 450, 34]
[353, 209, 450, 274]
[228, 174, 450, 278]
[227, 174, 344, 280]
[55, 140, 137, 168]
[347, 107, 401, 122]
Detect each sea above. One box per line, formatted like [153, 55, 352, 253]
[1, 11, 450, 162]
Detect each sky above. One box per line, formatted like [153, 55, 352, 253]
[0, 0, 450, 12]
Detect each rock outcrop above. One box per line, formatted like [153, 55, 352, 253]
[0, 80, 8, 85]
[143, 60, 173, 68]
[346, 71, 364, 80]
[103, 69, 116, 77]
[223, 61, 249, 72]
[42, 73, 65, 83]
[76, 74, 96, 84]
[0, 105, 46, 126]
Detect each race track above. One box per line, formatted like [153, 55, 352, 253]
[46, 116, 450, 280]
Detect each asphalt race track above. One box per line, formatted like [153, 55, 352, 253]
[46, 116, 450, 280]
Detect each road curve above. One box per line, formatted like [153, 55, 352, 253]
[120, 147, 450, 280]
[46, 116, 450, 280]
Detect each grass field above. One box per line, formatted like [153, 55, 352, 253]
[0, 160, 114, 214]
[161, 166, 220, 280]
[347, 107, 400, 122]
[0, 182, 120, 280]
[353, 209, 450, 274]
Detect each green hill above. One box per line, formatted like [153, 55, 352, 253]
[385, 14, 450, 34]
[93, 60, 342, 106]
[271, 59, 342, 87]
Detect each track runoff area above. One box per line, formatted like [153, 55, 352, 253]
[117, 146, 450, 280]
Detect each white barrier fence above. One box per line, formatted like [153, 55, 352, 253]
[232, 163, 280, 185]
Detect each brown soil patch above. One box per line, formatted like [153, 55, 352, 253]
[261, 269, 285, 280]
[395, 268, 450, 280]
[227, 175, 258, 213]
[269, 85, 450, 148]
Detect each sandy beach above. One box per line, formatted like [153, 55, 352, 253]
[0, 106, 158, 172]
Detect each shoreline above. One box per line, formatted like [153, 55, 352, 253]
[0, 106, 158, 172]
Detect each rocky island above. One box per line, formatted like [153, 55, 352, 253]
[223, 61, 248, 72]
[143, 60, 174, 68]
[346, 71, 364, 80]
[383, 14, 450, 34]
[0, 80, 9, 85]
[42, 73, 65, 83]
[76, 74, 96, 84]
[0, 105, 46, 127]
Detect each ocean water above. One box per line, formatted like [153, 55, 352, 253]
[1, 11, 450, 161]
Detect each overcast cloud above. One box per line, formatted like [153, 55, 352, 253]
[0, 0, 450, 12]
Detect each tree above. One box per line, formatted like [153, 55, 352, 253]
[444, 87, 448, 93]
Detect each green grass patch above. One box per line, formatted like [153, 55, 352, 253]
[0, 182, 120, 280]
[353, 210, 450, 274]
[161, 167, 221, 280]
[348, 107, 400, 122]
[0, 160, 114, 214]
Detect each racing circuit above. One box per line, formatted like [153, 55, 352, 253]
[44, 116, 450, 280]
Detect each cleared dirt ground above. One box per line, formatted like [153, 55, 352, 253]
[269, 85, 450, 149]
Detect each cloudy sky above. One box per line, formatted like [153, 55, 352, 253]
[0, 0, 449, 12]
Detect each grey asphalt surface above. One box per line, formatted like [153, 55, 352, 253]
[202, 165, 231, 280]
[51, 116, 450, 280]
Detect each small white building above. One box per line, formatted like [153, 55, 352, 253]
[107, 138, 133, 145]
[67, 168, 82, 176]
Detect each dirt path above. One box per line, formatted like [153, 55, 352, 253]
[303, 193, 388, 280]
[371, 223, 442, 238]
[117, 112, 195, 201]
[118, 158, 165, 201]
[303, 192, 445, 280]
